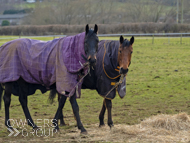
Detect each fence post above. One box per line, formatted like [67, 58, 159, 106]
[180, 34, 182, 44]
[168, 36, 170, 44]
[152, 34, 154, 44]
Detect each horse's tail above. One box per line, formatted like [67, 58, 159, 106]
[0, 84, 4, 110]
[48, 89, 57, 104]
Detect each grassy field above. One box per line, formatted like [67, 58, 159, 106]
[0, 36, 190, 142]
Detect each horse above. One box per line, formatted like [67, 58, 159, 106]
[49, 35, 134, 128]
[0, 24, 99, 134]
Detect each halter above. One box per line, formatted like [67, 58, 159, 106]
[81, 54, 88, 61]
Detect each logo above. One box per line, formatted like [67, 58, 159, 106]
[8, 128, 20, 136]
[7, 119, 57, 137]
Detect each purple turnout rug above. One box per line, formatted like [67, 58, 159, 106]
[0, 32, 88, 97]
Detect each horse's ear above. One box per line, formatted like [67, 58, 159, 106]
[94, 24, 98, 34]
[130, 36, 134, 45]
[85, 24, 89, 35]
[120, 35, 124, 44]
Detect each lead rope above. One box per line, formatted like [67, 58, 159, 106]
[104, 74, 125, 98]
[68, 62, 90, 97]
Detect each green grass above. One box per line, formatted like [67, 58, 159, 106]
[12, 2, 36, 9]
[0, 36, 190, 142]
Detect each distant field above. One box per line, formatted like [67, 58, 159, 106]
[0, 36, 190, 142]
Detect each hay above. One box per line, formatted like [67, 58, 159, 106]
[94, 112, 190, 142]
[62, 113, 190, 142]
[135, 112, 190, 142]
[140, 112, 190, 131]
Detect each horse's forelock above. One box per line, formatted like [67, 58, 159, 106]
[122, 39, 130, 47]
[85, 30, 96, 39]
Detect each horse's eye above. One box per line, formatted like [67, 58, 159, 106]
[119, 50, 121, 53]
[131, 51, 133, 54]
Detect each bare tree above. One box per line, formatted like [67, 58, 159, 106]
[127, 0, 164, 22]
[0, 0, 17, 14]
[22, 0, 190, 25]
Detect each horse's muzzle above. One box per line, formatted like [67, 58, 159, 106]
[89, 58, 96, 66]
[120, 68, 128, 75]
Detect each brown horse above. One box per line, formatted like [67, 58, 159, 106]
[49, 35, 134, 127]
[98, 36, 134, 127]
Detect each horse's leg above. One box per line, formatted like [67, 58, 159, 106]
[3, 82, 12, 129]
[105, 99, 114, 128]
[99, 99, 106, 127]
[58, 93, 66, 126]
[69, 94, 87, 134]
[53, 94, 67, 131]
[18, 80, 37, 129]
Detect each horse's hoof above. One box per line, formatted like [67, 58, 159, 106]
[33, 126, 39, 130]
[53, 128, 59, 133]
[99, 124, 105, 128]
[80, 130, 88, 135]
[60, 123, 66, 126]
[108, 124, 114, 129]
[60, 120, 66, 126]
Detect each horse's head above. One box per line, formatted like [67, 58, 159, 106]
[118, 36, 134, 75]
[84, 24, 99, 67]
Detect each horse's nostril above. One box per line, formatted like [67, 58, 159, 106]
[89, 58, 96, 65]
[120, 68, 128, 74]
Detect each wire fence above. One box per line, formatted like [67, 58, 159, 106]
[1, 33, 190, 45]
[100, 33, 190, 45]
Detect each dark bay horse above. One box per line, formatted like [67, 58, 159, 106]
[0, 24, 99, 133]
[49, 36, 134, 128]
